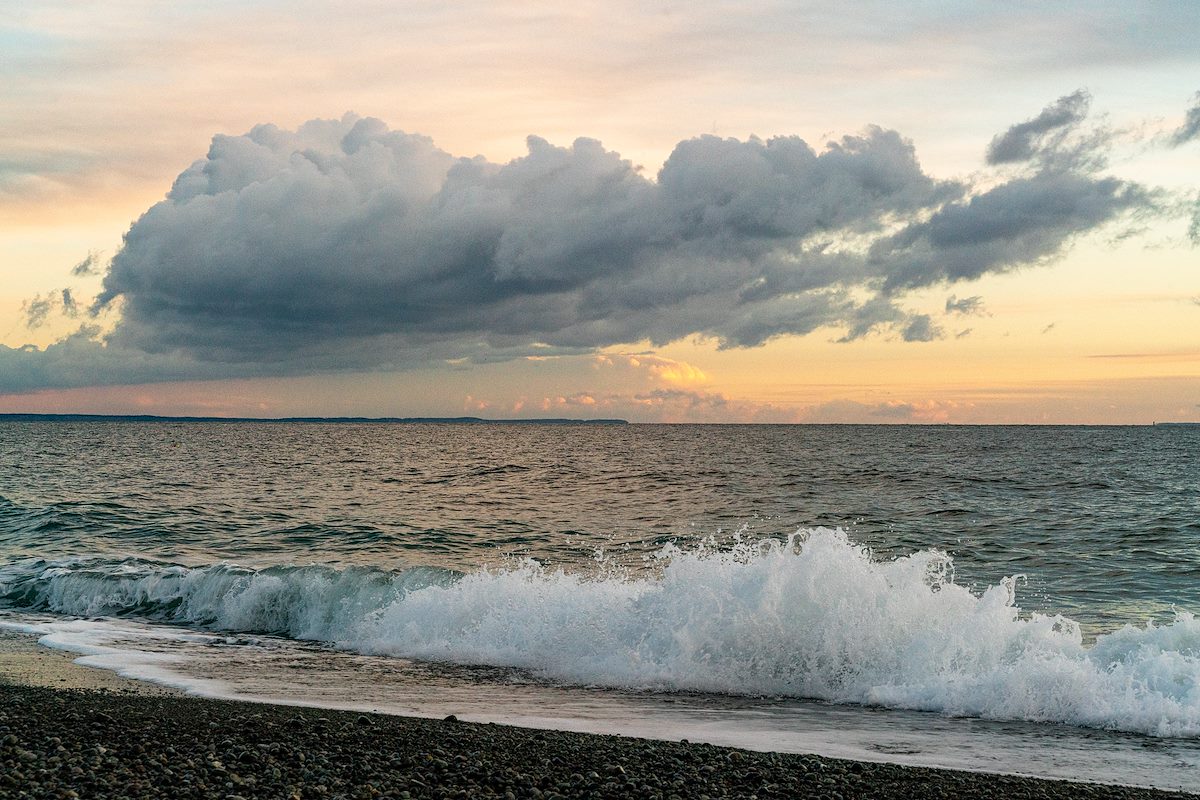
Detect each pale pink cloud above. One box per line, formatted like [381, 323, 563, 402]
[797, 398, 975, 424]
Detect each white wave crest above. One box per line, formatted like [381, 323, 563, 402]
[3, 528, 1200, 737]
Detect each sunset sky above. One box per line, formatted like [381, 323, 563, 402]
[2, 1, 1198, 423]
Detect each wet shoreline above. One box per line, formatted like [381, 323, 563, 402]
[0, 681, 1193, 798]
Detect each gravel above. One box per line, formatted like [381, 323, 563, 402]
[0, 684, 1192, 799]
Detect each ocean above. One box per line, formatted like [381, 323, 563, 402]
[2, 421, 1199, 790]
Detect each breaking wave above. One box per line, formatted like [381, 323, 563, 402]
[3, 528, 1199, 737]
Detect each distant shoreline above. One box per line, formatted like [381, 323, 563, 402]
[0, 412, 629, 425]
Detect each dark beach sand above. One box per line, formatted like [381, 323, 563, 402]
[0, 635, 1193, 799]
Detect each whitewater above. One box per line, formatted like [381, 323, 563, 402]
[4, 528, 1199, 739]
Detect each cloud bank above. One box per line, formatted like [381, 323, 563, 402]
[0, 94, 1166, 392]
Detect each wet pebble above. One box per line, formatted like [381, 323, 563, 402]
[0, 684, 1189, 800]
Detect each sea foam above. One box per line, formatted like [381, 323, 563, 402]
[3, 528, 1199, 737]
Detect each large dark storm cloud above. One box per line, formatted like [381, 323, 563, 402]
[0, 95, 1162, 391]
[96, 119, 955, 362]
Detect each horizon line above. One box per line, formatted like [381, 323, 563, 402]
[0, 413, 1195, 427]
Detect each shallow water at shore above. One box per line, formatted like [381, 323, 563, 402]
[5, 613, 1200, 793]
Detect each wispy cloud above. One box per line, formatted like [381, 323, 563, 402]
[901, 314, 942, 342]
[1087, 350, 1200, 361]
[70, 251, 104, 277]
[60, 288, 77, 317]
[1170, 91, 1200, 147]
[20, 295, 55, 329]
[986, 90, 1091, 165]
[945, 294, 985, 315]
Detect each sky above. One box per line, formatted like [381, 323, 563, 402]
[2, 1, 1198, 423]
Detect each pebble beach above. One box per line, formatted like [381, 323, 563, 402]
[1, 633, 1194, 800]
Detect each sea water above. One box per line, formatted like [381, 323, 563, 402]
[1, 421, 1198, 789]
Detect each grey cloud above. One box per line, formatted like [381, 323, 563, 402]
[1171, 93, 1200, 147]
[94, 117, 956, 364]
[70, 251, 103, 277]
[18, 288, 80, 331]
[901, 315, 941, 342]
[714, 291, 856, 349]
[871, 93, 1150, 294]
[875, 172, 1150, 292]
[21, 295, 54, 329]
[0, 327, 211, 393]
[60, 289, 78, 317]
[1, 105, 1167, 392]
[836, 296, 907, 343]
[945, 294, 984, 315]
[986, 90, 1090, 165]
